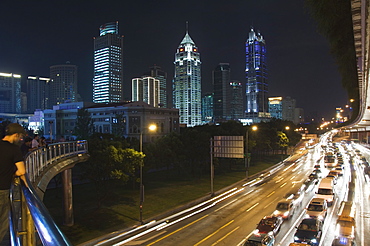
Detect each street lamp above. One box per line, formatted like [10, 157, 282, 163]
[245, 125, 258, 178]
[139, 123, 157, 224]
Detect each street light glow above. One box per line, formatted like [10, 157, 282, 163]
[252, 125, 258, 131]
[148, 124, 157, 131]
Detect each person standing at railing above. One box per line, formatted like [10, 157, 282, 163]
[0, 123, 27, 244]
[31, 134, 39, 149]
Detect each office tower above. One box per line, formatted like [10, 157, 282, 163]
[282, 96, 296, 122]
[173, 30, 202, 127]
[132, 76, 160, 107]
[229, 80, 243, 120]
[213, 63, 231, 123]
[268, 97, 283, 119]
[27, 76, 50, 112]
[143, 65, 167, 108]
[93, 21, 124, 103]
[245, 27, 269, 122]
[202, 93, 213, 123]
[49, 64, 78, 106]
[0, 72, 21, 113]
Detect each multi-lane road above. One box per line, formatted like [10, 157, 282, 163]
[90, 134, 369, 246]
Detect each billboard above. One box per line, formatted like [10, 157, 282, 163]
[213, 136, 244, 158]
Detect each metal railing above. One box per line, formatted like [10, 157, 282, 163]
[9, 140, 88, 246]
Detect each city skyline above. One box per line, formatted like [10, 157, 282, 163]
[0, 0, 347, 120]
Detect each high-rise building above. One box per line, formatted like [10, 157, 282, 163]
[213, 63, 231, 123]
[245, 27, 269, 122]
[49, 64, 78, 106]
[173, 30, 202, 127]
[202, 93, 213, 123]
[268, 97, 283, 119]
[229, 80, 243, 120]
[143, 65, 167, 108]
[27, 76, 50, 112]
[93, 21, 124, 103]
[282, 96, 296, 122]
[0, 72, 21, 113]
[132, 76, 160, 107]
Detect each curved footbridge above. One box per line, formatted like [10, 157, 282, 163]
[9, 141, 89, 246]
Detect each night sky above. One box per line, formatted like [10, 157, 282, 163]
[0, 0, 348, 120]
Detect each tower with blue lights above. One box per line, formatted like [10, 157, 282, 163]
[173, 28, 202, 127]
[93, 21, 124, 103]
[245, 27, 269, 122]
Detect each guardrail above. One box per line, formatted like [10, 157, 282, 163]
[9, 140, 88, 246]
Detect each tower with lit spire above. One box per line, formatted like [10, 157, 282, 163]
[245, 27, 269, 122]
[173, 25, 202, 127]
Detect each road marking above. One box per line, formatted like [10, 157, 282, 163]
[267, 191, 275, 197]
[193, 220, 234, 246]
[246, 203, 259, 212]
[146, 214, 209, 246]
[211, 226, 240, 246]
[280, 182, 287, 188]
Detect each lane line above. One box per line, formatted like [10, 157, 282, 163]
[146, 214, 209, 246]
[211, 226, 240, 246]
[193, 220, 234, 246]
[246, 203, 259, 212]
[267, 191, 275, 197]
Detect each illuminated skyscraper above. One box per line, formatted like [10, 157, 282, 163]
[245, 28, 269, 122]
[229, 80, 243, 120]
[49, 64, 77, 106]
[143, 65, 167, 108]
[93, 21, 124, 103]
[132, 76, 160, 107]
[213, 63, 231, 123]
[0, 72, 21, 113]
[27, 76, 50, 112]
[173, 30, 201, 127]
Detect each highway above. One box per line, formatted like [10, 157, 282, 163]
[92, 134, 369, 246]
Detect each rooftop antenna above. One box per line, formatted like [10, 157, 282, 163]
[186, 21, 189, 34]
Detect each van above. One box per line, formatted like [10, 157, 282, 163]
[305, 198, 327, 221]
[315, 178, 335, 206]
[273, 198, 295, 220]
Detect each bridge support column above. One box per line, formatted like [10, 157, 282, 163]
[62, 168, 74, 226]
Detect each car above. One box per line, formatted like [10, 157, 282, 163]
[331, 237, 355, 246]
[308, 172, 319, 182]
[334, 167, 343, 176]
[273, 199, 296, 220]
[254, 216, 283, 235]
[305, 198, 327, 221]
[314, 164, 321, 169]
[294, 218, 322, 245]
[325, 174, 337, 185]
[243, 232, 275, 246]
[312, 169, 323, 178]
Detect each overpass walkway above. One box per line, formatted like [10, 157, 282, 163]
[7, 140, 89, 246]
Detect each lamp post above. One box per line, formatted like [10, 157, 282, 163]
[245, 125, 258, 178]
[139, 123, 157, 224]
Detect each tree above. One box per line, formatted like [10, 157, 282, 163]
[74, 108, 94, 140]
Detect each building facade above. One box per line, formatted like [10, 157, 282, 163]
[43, 101, 179, 141]
[0, 72, 21, 113]
[173, 30, 202, 127]
[245, 28, 269, 122]
[49, 64, 78, 106]
[213, 63, 231, 123]
[143, 65, 167, 108]
[268, 97, 283, 119]
[132, 76, 160, 107]
[27, 76, 50, 113]
[229, 80, 244, 120]
[282, 96, 296, 122]
[202, 93, 213, 123]
[93, 21, 124, 103]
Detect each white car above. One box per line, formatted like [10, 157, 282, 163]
[306, 198, 327, 221]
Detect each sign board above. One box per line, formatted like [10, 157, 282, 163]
[213, 136, 244, 158]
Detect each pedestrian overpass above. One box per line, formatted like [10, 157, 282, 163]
[9, 141, 89, 246]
